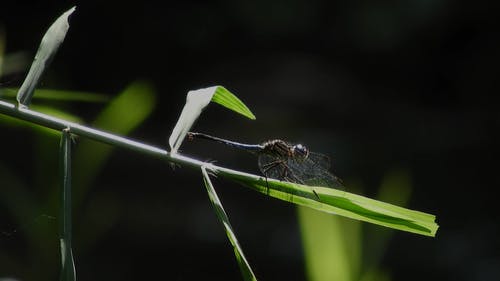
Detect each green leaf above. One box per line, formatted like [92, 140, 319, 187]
[214, 168, 439, 237]
[59, 128, 76, 281]
[212, 86, 256, 120]
[169, 86, 216, 153]
[73, 80, 156, 204]
[5, 88, 109, 103]
[169, 86, 255, 153]
[17, 6, 76, 107]
[201, 166, 257, 281]
[298, 170, 412, 281]
[298, 206, 360, 281]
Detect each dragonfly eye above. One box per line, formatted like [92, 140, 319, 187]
[292, 144, 309, 159]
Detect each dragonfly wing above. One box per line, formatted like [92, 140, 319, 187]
[286, 157, 344, 190]
[306, 152, 332, 170]
[258, 153, 344, 190]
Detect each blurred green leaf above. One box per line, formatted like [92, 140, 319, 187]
[376, 169, 412, 206]
[0, 104, 83, 137]
[299, 170, 413, 281]
[5, 88, 109, 103]
[63, 81, 156, 253]
[359, 169, 413, 281]
[73, 80, 156, 198]
[298, 206, 361, 281]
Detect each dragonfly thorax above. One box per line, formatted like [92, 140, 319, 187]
[261, 140, 309, 160]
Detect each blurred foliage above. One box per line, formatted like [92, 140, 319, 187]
[1, 88, 110, 103]
[299, 169, 412, 281]
[0, 81, 156, 280]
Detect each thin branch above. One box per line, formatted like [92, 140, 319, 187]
[0, 99, 237, 173]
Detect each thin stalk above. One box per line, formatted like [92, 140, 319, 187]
[0, 99, 237, 172]
[59, 128, 75, 281]
[201, 166, 257, 281]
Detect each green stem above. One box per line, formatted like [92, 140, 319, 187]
[0, 99, 246, 175]
[59, 128, 75, 281]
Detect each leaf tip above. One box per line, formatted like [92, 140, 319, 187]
[213, 86, 256, 120]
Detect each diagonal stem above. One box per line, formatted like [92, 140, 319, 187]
[0, 99, 259, 178]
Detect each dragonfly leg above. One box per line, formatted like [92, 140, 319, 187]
[261, 160, 289, 180]
[260, 162, 275, 195]
[263, 175, 270, 196]
[261, 161, 286, 196]
[282, 166, 321, 201]
[263, 161, 321, 201]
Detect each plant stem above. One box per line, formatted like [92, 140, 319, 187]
[0, 99, 256, 177]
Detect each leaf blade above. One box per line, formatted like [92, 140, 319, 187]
[201, 166, 257, 281]
[168, 86, 217, 153]
[59, 128, 76, 281]
[212, 86, 256, 120]
[214, 167, 438, 237]
[168, 86, 255, 153]
[17, 6, 76, 107]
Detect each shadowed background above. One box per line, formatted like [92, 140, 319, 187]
[0, 1, 498, 280]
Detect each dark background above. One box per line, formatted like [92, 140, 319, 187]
[1, 1, 499, 280]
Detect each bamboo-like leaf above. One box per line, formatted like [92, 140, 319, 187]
[169, 86, 254, 153]
[214, 168, 438, 237]
[59, 128, 76, 281]
[201, 166, 257, 281]
[212, 86, 256, 120]
[169, 87, 215, 153]
[16, 6, 76, 107]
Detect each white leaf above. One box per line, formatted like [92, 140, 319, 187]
[168, 86, 217, 153]
[17, 6, 76, 107]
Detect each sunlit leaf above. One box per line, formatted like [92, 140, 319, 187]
[169, 86, 255, 153]
[214, 167, 439, 237]
[201, 166, 257, 281]
[16, 6, 76, 107]
[169, 86, 215, 153]
[212, 86, 255, 120]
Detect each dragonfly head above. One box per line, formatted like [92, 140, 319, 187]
[292, 144, 309, 159]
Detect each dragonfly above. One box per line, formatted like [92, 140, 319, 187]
[187, 132, 344, 190]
